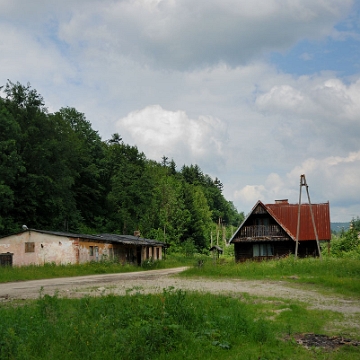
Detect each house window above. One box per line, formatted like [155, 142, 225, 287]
[25, 242, 35, 253]
[156, 248, 160, 259]
[89, 246, 94, 256]
[253, 244, 273, 257]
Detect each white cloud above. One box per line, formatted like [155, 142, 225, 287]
[0, 0, 359, 222]
[116, 105, 228, 169]
[1, 0, 350, 70]
[234, 185, 266, 205]
[234, 151, 360, 221]
[287, 151, 360, 205]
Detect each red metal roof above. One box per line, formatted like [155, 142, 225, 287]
[266, 202, 331, 241]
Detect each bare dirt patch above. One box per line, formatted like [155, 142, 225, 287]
[291, 333, 360, 350]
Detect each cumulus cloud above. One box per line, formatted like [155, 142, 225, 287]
[287, 151, 360, 205]
[1, 0, 351, 70]
[255, 75, 360, 156]
[234, 151, 360, 221]
[0, 24, 75, 84]
[0, 0, 359, 222]
[116, 105, 228, 170]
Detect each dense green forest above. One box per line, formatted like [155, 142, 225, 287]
[0, 81, 244, 251]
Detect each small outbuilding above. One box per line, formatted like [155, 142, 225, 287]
[209, 245, 223, 259]
[0, 229, 168, 267]
[229, 199, 331, 262]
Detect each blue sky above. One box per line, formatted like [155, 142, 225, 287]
[270, 1, 360, 77]
[1, 0, 360, 221]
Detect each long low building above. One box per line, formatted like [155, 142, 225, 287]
[0, 229, 168, 266]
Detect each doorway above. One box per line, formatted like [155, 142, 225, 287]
[0, 253, 13, 267]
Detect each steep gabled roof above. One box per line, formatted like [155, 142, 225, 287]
[266, 202, 331, 241]
[229, 200, 331, 243]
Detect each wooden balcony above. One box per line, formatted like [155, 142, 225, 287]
[239, 225, 287, 239]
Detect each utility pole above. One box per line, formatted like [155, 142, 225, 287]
[295, 174, 322, 259]
[216, 217, 221, 246]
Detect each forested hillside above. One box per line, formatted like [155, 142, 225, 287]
[0, 81, 243, 251]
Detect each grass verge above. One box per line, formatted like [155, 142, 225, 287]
[0, 256, 194, 283]
[180, 257, 360, 297]
[0, 288, 358, 360]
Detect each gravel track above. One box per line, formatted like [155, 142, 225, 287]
[1, 267, 359, 318]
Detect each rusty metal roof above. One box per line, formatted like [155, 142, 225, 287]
[0, 229, 168, 247]
[266, 202, 331, 241]
[229, 200, 331, 243]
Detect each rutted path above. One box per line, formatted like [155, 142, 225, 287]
[0, 267, 359, 318]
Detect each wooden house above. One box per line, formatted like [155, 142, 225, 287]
[229, 199, 331, 262]
[0, 229, 168, 267]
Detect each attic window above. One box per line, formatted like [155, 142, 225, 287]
[25, 242, 35, 253]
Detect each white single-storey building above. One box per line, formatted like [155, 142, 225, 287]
[0, 229, 168, 267]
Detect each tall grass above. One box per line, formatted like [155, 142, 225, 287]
[0, 261, 140, 283]
[181, 257, 360, 297]
[0, 254, 202, 283]
[0, 288, 355, 360]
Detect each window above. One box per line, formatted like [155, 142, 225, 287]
[253, 244, 273, 257]
[25, 242, 35, 253]
[89, 246, 94, 256]
[156, 248, 160, 259]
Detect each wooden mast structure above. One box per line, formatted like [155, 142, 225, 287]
[295, 174, 322, 259]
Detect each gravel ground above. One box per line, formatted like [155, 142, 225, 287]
[1, 267, 359, 328]
[1, 267, 359, 348]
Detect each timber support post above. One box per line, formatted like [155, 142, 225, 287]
[295, 174, 322, 260]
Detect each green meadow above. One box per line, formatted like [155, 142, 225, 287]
[1, 257, 360, 359]
[181, 256, 360, 298]
[0, 287, 358, 360]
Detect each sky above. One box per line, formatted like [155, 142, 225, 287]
[1, 0, 360, 222]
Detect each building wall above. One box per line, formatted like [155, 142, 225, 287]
[0, 231, 165, 266]
[234, 240, 321, 262]
[234, 241, 295, 262]
[0, 232, 77, 266]
[77, 240, 113, 264]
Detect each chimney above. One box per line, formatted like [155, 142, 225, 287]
[275, 199, 289, 204]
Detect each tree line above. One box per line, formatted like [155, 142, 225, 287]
[0, 81, 244, 251]
[330, 217, 360, 258]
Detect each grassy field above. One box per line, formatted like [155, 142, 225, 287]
[1, 288, 358, 360]
[1, 256, 359, 298]
[1, 257, 360, 359]
[181, 256, 360, 298]
[0, 256, 192, 283]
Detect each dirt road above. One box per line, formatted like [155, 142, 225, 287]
[1, 267, 359, 319]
